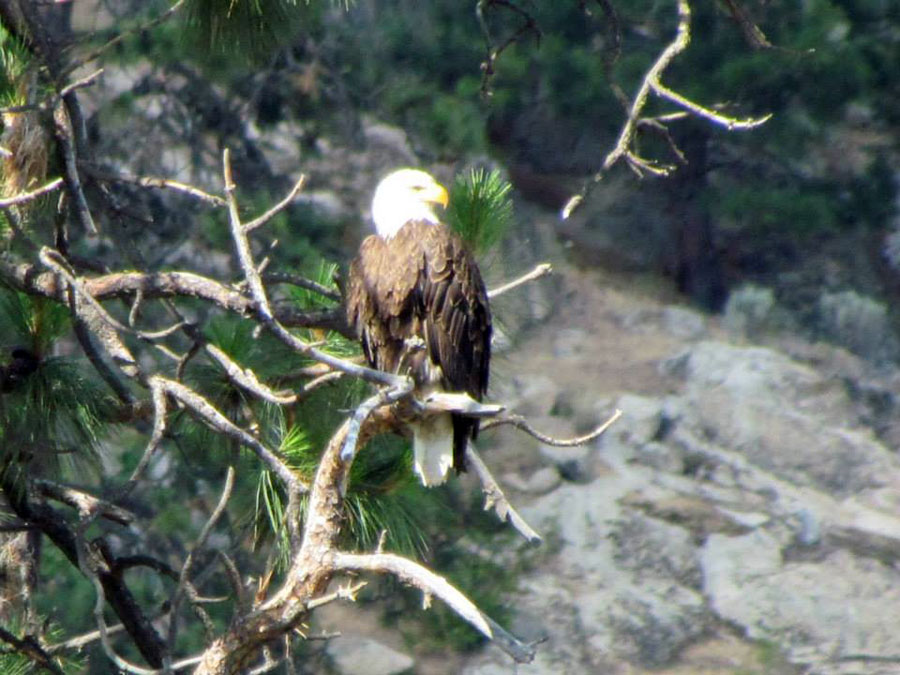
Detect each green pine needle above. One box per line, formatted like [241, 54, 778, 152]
[287, 260, 339, 311]
[0, 288, 70, 356]
[0, 357, 107, 487]
[182, 0, 355, 62]
[446, 168, 513, 254]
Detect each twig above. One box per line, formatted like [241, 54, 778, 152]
[52, 102, 97, 234]
[562, 0, 770, 218]
[119, 379, 168, 495]
[465, 445, 541, 543]
[654, 81, 772, 130]
[0, 626, 66, 675]
[476, 0, 541, 97]
[205, 344, 297, 406]
[481, 408, 622, 445]
[59, 68, 104, 97]
[46, 623, 126, 654]
[35, 480, 135, 526]
[84, 565, 159, 675]
[488, 263, 552, 299]
[81, 163, 228, 208]
[244, 175, 307, 233]
[0, 176, 63, 208]
[298, 371, 344, 396]
[261, 271, 341, 302]
[166, 467, 235, 663]
[62, 0, 187, 78]
[305, 581, 367, 611]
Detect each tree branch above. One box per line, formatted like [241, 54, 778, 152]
[465, 445, 541, 543]
[488, 263, 552, 299]
[333, 552, 535, 664]
[481, 408, 622, 445]
[562, 0, 770, 218]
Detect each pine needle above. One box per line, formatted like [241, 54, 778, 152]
[446, 168, 513, 254]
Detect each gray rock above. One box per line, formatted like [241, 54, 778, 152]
[672, 341, 897, 495]
[523, 466, 562, 494]
[702, 532, 900, 668]
[326, 635, 414, 675]
[538, 443, 594, 484]
[614, 394, 665, 445]
[362, 120, 417, 166]
[661, 305, 707, 340]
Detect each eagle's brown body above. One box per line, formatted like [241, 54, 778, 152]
[346, 219, 491, 478]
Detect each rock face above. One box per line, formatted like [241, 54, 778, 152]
[326, 635, 414, 675]
[478, 275, 900, 675]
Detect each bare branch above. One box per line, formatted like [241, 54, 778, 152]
[166, 467, 235, 662]
[261, 271, 341, 302]
[563, 0, 770, 218]
[62, 0, 188, 77]
[158, 377, 306, 495]
[654, 82, 772, 130]
[0, 626, 66, 675]
[35, 480, 135, 526]
[52, 102, 97, 234]
[465, 445, 541, 543]
[334, 552, 534, 663]
[0, 176, 63, 208]
[488, 263, 552, 299]
[59, 67, 104, 97]
[340, 379, 414, 462]
[481, 408, 622, 445]
[0, 260, 353, 338]
[46, 623, 126, 655]
[82, 163, 228, 207]
[244, 174, 307, 233]
[305, 581, 367, 611]
[205, 343, 297, 406]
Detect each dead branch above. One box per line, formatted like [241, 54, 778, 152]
[466, 445, 541, 543]
[562, 0, 771, 219]
[62, 0, 188, 78]
[52, 101, 97, 234]
[244, 174, 307, 233]
[488, 263, 552, 299]
[476, 0, 541, 97]
[481, 408, 622, 445]
[0, 626, 66, 675]
[333, 552, 535, 664]
[34, 480, 135, 526]
[340, 380, 415, 463]
[157, 377, 306, 495]
[81, 163, 228, 207]
[46, 623, 126, 655]
[205, 343, 298, 406]
[261, 271, 341, 302]
[0, 259, 353, 337]
[0, 176, 62, 208]
[166, 467, 235, 663]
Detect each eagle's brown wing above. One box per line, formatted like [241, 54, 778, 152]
[346, 220, 492, 472]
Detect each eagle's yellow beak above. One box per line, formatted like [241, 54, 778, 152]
[424, 183, 449, 209]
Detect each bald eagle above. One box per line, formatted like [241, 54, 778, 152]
[346, 169, 492, 486]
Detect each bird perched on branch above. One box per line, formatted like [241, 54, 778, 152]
[346, 168, 492, 486]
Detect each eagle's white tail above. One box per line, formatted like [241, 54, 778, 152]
[412, 413, 454, 487]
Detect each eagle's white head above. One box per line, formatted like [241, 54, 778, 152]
[371, 168, 449, 239]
